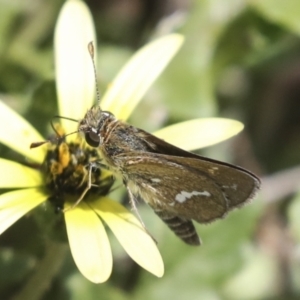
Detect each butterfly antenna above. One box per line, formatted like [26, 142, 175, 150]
[88, 41, 101, 107]
[30, 116, 79, 149]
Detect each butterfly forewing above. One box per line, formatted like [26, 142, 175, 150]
[118, 151, 259, 223]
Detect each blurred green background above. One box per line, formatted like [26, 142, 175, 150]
[1, 0, 300, 299]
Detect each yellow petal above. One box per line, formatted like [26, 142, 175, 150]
[91, 197, 164, 277]
[55, 0, 96, 133]
[0, 101, 45, 163]
[101, 34, 184, 121]
[64, 202, 112, 283]
[0, 158, 43, 188]
[0, 188, 47, 235]
[154, 118, 244, 151]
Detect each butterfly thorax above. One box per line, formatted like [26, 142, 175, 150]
[100, 121, 158, 170]
[79, 106, 156, 170]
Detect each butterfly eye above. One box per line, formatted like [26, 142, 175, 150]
[85, 131, 100, 147]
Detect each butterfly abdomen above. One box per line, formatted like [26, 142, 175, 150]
[152, 208, 200, 245]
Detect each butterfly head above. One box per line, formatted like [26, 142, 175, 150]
[78, 105, 115, 147]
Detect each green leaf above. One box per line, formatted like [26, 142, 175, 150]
[252, 0, 300, 35]
[288, 191, 300, 241]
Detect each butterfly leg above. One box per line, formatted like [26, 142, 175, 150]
[126, 187, 157, 244]
[63, 162, 98, 212]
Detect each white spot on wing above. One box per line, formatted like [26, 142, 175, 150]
[222, 184, 238, 190]
[151, 178, 161, 183]
[175, 190, 211, 203]
[231, 184, 237, 190]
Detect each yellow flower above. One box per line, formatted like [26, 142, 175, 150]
[0, 0, 244, 283]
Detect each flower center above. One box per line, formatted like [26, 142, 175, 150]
[42, 139, 114, 212]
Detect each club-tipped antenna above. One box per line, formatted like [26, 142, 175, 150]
[30, 116, 79, 149]
[30, 129, 80, 149]
[88, 41, 101, 107]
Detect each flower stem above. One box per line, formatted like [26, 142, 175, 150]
[11, 241, 68, 300]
